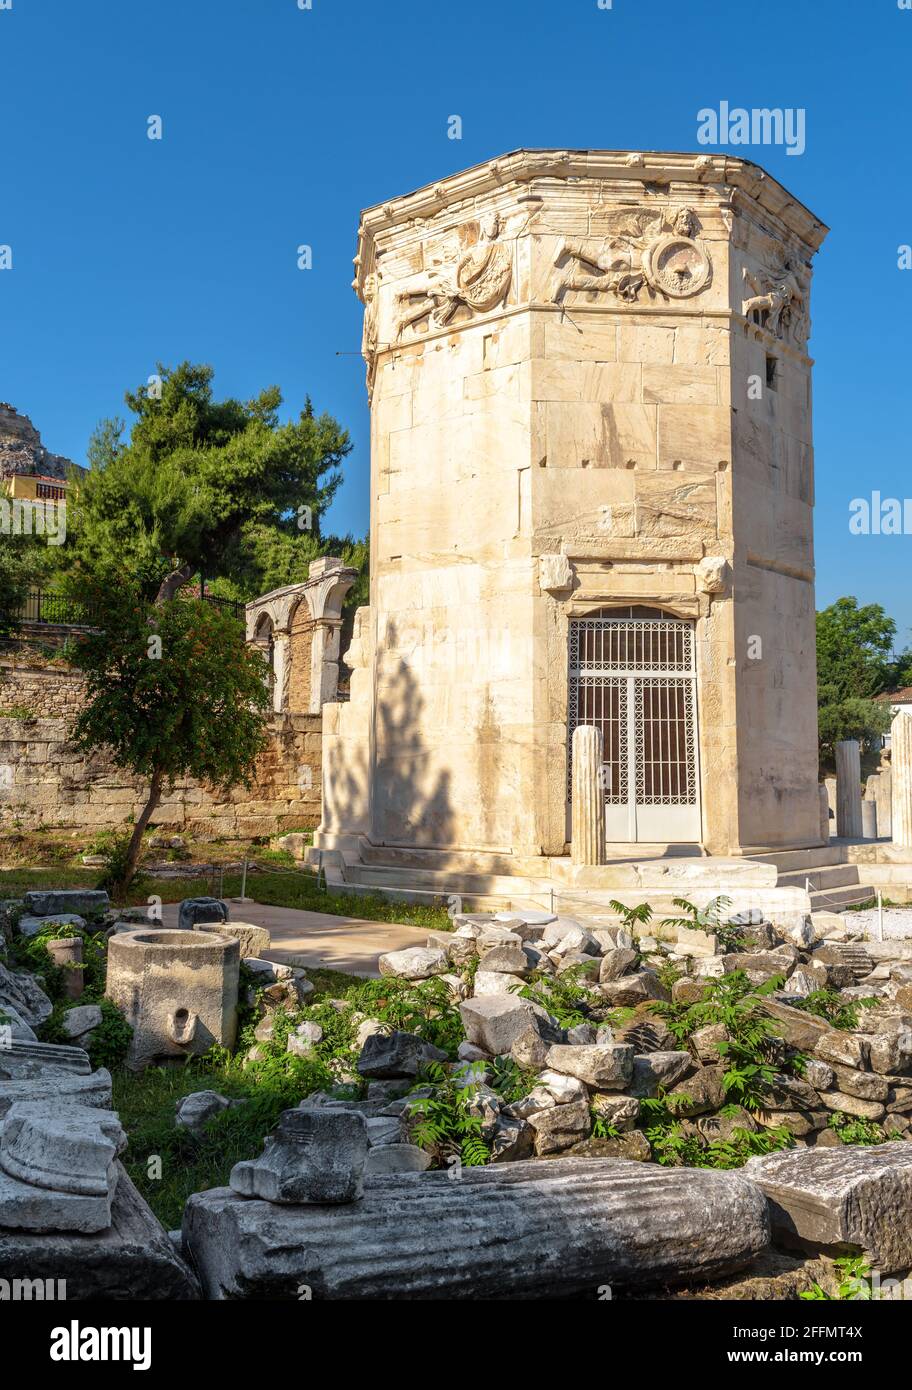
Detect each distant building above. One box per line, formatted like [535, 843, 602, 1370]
[0, 402, 82, 498]
[876, 688, 912, 749]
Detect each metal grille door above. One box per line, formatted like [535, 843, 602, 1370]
[568, 616, 701, 842]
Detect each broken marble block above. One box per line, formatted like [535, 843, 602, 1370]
[0, 1069, 112, 1120]
[17, 913, 87, 939]
[0, 1036, 93, 1079]
[62, 1005, 102, 1041]
[195, 921, 270, 959]
[175, 1090, 232, 1134]
[230, 1108, 368, 1205]
[0, 963, 53, 1028]
[364, 1142, 432, 1175]
[459, 994, 556, 1056]
[23, 889, 109, 919]
[0, 1166, 198, 1300]
[0, 1003, 36, 1040]
[378, 947, 449, 980]
[0, 1038, 113, 1118]
[177, 897, 228, 932]
[746, 1145, 912, 1274]
[0, 1102, 125, 1233]
[356, 1030, 446, 1079]
[543, 1043, 634, 1090]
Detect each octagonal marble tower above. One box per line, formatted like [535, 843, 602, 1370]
[319, 149, 828, 863]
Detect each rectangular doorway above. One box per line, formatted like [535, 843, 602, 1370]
[567, 611, 702, 842]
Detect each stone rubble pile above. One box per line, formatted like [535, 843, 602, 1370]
[6, 881, 912, 1299]
[176, 898, 912, 1299]
[343, 907, 912, 1165]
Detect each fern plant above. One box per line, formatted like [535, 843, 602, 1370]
[589, 1109, 622, 1141]
[514, 963, 595, 1028]
[792, 990, 878, 1031]
[489, 1055, 539, 1104]
[639, 1094, 792, 1167]
[660, 895, 749, 949]
[405, 1061, 490, 1168]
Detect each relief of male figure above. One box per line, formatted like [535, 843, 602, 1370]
[395, 211, 511, 339]
[550, 237, 645, 304]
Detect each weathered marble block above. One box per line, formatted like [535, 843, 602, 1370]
[194, 921, 270, 958]
[106, 928, 239, 1070]
[0, 1037, 92, 1079]
[0, 1103, 125, 1233]
[0, 1166, 198, 1299]
[747, 1145, 912, 1273]
[23, 890, 108, 918]
[230, 1108, 368, 1205]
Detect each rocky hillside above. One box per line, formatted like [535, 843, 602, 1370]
[0, 403, 78, 481]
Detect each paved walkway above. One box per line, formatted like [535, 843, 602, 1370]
[160, 899, 430, 977]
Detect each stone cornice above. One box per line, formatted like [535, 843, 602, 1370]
[353, 149, 828, 300]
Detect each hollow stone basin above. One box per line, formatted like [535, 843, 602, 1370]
[105, 929, 240, 1070]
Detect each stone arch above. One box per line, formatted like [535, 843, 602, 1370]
[244, 558, 358, 716]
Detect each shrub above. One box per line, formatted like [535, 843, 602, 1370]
[86, 998, 133, 1070]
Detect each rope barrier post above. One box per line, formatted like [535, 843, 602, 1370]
[239, 857, 249, 904]
[877, 888, 884, 943]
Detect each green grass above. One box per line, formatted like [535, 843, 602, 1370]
[0, 864, 452, 930]
[112, 1061, 315, 1229]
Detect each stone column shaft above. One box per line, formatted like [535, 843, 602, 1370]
[571, 725, 605, 866]
[891, 713, 912, 848]
[835, 740, 863, 839]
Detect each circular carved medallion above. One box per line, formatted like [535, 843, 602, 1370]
[642, 235, 711, 298]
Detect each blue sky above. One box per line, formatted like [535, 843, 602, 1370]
[2, 0, 911, 641]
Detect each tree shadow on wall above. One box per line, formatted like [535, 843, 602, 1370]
[371, 619, 454, 848]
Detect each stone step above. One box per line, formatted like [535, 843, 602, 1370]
[751, 846, 847, 873]
[356, 842, 551, 878]
[356, 841, 705, 875]
[327, 859, 810, 930]
[343, 850, 773, 891]
[341, 859, 544, 898]
[778, 864, 863, 891]
[808, 884, 875, 911]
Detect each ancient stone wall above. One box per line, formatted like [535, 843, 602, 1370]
[0, 642, 322, 838]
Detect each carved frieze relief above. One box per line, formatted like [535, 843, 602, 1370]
[549, 205, 712, 307]
[393, 211, 513, 343]
[741, 260, 810, 346]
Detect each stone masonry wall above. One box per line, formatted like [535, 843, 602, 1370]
[0, 644, 322, 838]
